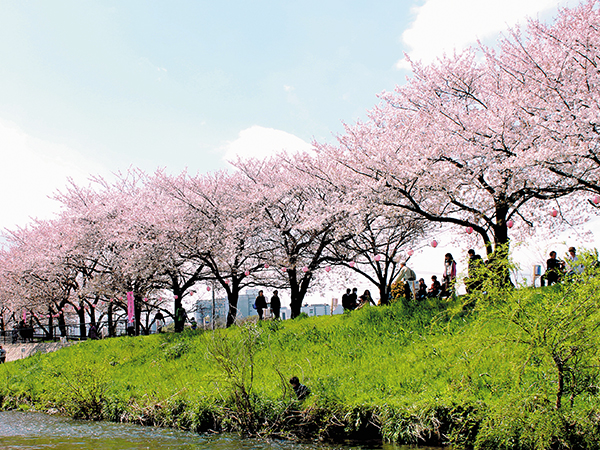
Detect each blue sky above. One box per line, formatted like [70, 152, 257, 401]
[0, 0, 571, 230]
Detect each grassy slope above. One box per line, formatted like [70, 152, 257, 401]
[1, 292, 599, 449]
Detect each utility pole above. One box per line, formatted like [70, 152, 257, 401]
[212, 281, 215, 330]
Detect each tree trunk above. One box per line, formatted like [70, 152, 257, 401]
[226, 290, 240, 327]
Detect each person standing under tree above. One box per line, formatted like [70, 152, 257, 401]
[255, 290, 268, 320]
[442, 253, 457, 297]
[270, 290, 281, 319]
[0, 346, 6, 364]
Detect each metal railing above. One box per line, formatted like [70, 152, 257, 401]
[0, 319, 173, 344]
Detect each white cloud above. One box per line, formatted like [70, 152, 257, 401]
[397, 0, 563, 69]
[0, 119, 106, 230]
[221, 125, 313, 163]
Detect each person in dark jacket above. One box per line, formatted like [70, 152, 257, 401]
[289, 376, 310, 400]
[270, 290, 281, 319]
[255, 290, 268, 320]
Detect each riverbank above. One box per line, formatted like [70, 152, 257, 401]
[1, 280, 600, 449]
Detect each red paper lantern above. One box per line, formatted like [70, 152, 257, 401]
[264, 263, 269, 269]
[281, 267, 287, 272]
[244, 270, 250, 276]
[224, 279, 230, 285]
[466, 226, 473, 234]
[594, 195, 600, 204]
[206, 286, 211, 292]
[407, 249, 414, 256]
[550, 209, 558, 217]
[507, 220, 514, 228]
[325, 266, 332, 272]
[374, 254, 382, 262]
[349, 261, 355, 267]
[431, 240, 438, 248]
[302, 266, 309, 273]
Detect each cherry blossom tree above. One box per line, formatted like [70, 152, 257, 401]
[317, 43, 580, 263]
[491, 0, 600, 202]
[234, 153, 351, 318]
[158, 169, 271, 327]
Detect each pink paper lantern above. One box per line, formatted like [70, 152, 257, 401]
[374, 254, 382, 262]
[507, 220, 514, 228]
[143, 297, 148, 302]
[594, 195, 600, 205]
[206, 286, 211, 292]
[174, 295, 178, 299]
[225, 279, 230, 285]
[466, 226, 473, 234]
[431, 240, 438, 248]
[264, 263, 270, 269]
[407, 249, 414, 256]
[349, 261, 355, 267]
[550, 209, 558, 217]
[302, 266, 309, 273]
[281, 267, 287, 272]
[245, 270, 250, 276]
[325, 266, 332, 272]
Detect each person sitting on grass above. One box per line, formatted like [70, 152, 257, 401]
[356, 290, 376, 309]
[416, 278, 428, 300]
[428, 275, 442, 298]
[289, 376, 310, 401]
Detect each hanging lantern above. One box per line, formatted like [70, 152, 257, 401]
[190, 291, 195, 296]
[224, 279, 230, 285]
[281, 267, 287, 273]
[174, 295, 178, 299]
[244, 270, 250, 276]
[407, 249, 414, 256]
[550, 209, 558, 217]
[302, 266, 309, 273]
[207, 286, 211, 292]
[594, 195, 600, 204]
[325, 266, 332, 272]
[431, 240, 438, 248]
[349, 261, 355, 267]
[374, 254, 382, 262]
[466, 226, 473, 234]
[507, 220, 514, 228]
[264, 263, 270, 269]
[143, 297, 148, 302]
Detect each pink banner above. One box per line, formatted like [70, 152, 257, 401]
[127, 291, 135, 325]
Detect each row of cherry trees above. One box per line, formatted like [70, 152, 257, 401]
[1, 1, 599, 333]
[0, 157, 425, 334]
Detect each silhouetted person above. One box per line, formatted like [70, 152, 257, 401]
[270, 290, 281, 319]
[255, 290, 267, 320]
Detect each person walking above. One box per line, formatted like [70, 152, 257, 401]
[255, 290, 268, 320]
[0, 346, 6, 364]
[270, 290, 281, 319]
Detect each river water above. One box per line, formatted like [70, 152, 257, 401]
[0, 411, 411, 450]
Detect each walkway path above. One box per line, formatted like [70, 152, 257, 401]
[1, 342, 74, 363]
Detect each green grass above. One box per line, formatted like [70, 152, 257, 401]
[1, 283, 600, 449]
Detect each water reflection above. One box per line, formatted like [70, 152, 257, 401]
[0, 411, 407, 450]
